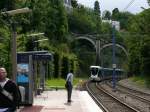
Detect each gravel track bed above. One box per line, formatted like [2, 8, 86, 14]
[100, 82, 150, 112]
[88, 82, 137, 112]
[117, 84, 150, 101]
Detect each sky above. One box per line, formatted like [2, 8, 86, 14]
[77, 0, 149, 14]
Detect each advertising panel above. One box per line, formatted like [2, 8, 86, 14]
[17, 63, 29, 83]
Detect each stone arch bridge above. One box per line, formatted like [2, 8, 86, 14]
[71, 33, 128, 66]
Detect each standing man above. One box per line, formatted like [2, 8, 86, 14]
[66, 70, 73, 103]
[0, 67, 21, 112]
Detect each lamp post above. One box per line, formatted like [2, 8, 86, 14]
[26, 33, 44, 37]
[34, 38, 48, 42]
[27, 33, 45, 51]
[34, 39, 48, 51]
[1, 7, 31, 82]
[112, 23, 116, 91]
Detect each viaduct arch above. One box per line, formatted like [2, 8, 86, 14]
[74, 36, 128, 65]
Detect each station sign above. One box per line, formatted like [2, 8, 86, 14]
[112, 64, 116, 69]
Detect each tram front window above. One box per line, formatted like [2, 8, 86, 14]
[91, 68, 98, 75]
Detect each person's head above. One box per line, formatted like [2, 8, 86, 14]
[70, 69, 73, 73]
[0, 67, 7, 81]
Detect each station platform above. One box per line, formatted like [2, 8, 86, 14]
[19, 90, 103, 112]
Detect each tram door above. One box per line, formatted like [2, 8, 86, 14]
[17, 54, 33, 105]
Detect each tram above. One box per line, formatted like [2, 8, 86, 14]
[90, 66, 101, 81]
[90, 65, 124, 81]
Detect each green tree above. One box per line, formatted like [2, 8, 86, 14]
[101, 22, 112, 34]
[102, 10, 111, 20]
[94, 0, 101, 16]
[119, 12, 134, 30]
[94, 0, 101, 33]
[45, 0, 68, 43]
[112, 8, 119, 20]
[71, 0, 78, 8]
[126, 9, 150, 79]
[0, 0, 80, 80]
[28, 0, 50, 32]
[68, 7, 97, 34]
[0, 26, 11, 76]
[61, 56, 69, 79]
[112, 9, 134, 30]
[141, 36, 150, 76]
[147, 0, 150, 6]
[53, 52, 60, 78]
[0, 0, 16, 10]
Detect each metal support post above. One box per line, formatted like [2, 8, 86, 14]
[11, 22, 17, 82]
[96, 40, 101, 65]
[112, 25, 116, 90]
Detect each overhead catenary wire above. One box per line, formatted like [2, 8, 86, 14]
[123, 0, 136, 11]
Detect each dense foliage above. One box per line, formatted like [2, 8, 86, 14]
[125, 9, 150, 86]
[0, 0, 75, 79]
[68, 7, 97, 34]
[0, 0, 149, 85]
[148, 0, 150, 6]
[101, 5, 150, 85]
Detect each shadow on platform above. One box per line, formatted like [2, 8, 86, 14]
[20, 105, 43, 112]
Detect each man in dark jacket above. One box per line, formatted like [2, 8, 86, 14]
[66, 70, 73, 103]
[0, 67, 21, 112]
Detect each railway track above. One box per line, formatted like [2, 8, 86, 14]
[107, 81, 150, 102]
[117, 83, 150, 101]
[102, 81, 150, 112]
[86, 81, 140, 112]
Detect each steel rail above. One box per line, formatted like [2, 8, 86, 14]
[110, 83, 150, 104]
[96, 83, 140, 112]
[86, 81, 109, 112]
[117, 83, 150, 95]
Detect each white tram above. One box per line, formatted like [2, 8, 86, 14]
[90, 66, 101, 81]
[90, 65, 124, 81]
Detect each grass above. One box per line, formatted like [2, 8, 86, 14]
[130, 76, 147, 87]
[45, 78, 87, 88]
[46, 78, 66, 87]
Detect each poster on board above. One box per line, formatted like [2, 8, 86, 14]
[17, 63, 29, 83]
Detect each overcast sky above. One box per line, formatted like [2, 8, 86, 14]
[77, 0, 149, 14]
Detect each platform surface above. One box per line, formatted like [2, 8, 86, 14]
[19, 90, 103, 112]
